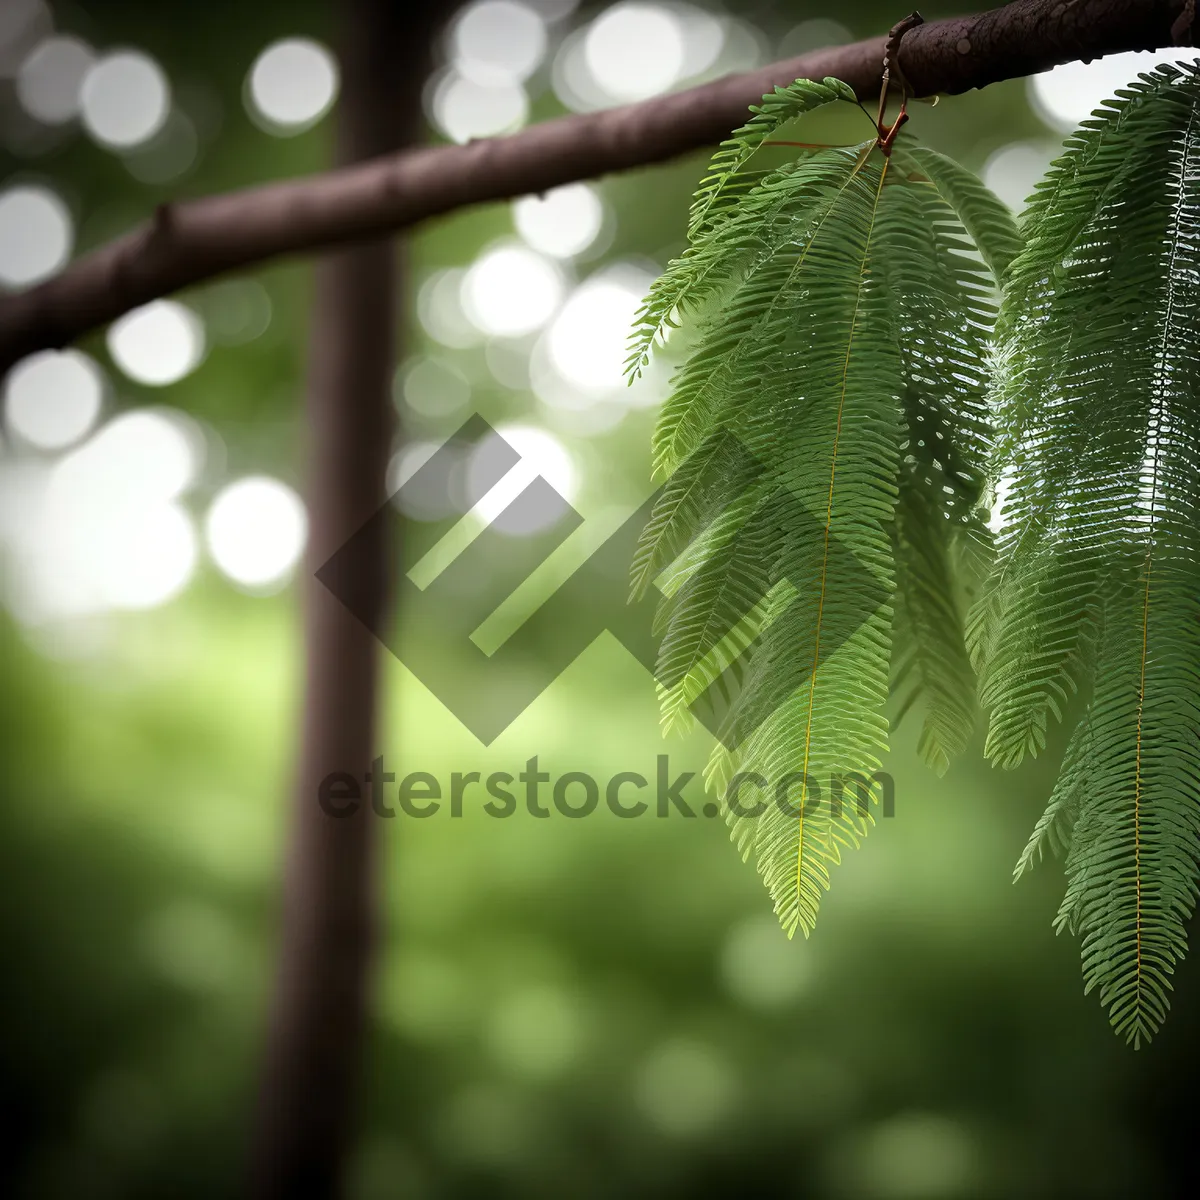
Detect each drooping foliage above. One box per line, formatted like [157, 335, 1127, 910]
[978, 62, 1200, 1047]
[627, 78, 1019, 938]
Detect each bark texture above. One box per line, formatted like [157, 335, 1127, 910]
[0, 0, 1192, 372]
[246, 3, 445, 1196]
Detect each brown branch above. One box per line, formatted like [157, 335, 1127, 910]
[0, 0, 1192, 373]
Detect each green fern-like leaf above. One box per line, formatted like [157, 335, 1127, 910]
[627, 80, 874, 386]
[688, 76, 861, 237]
[977, 62, 1200, 1045]
[895, 144, 1023, 280]
[630, 84, 1016, 936]
[878, 170, 999, 773]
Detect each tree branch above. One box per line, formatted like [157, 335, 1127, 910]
[0, 0, 1191, 373]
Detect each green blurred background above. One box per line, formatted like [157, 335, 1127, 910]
[2, 0, 1198, 1196]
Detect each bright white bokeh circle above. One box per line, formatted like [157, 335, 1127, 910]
[107, 300, 205, 387]
[430, 72, 528, 142]
[4, 349, 104, 450]
[461, 244, 562, 337]
[80, 50, 170, 148]
[451, 1, 547, 84]
[205, 476, 307, 589]
[1029, 51, 1193, 132]
[8, 409, 203, 620]
[546, 268, 651, 391]
[99, 501, 197, 610]
[9, 486, 198, 620]
[55, 409, 200, 505]
[247, 37, 339, 133]
[583, 3, 685, 102]
[0, 184, 73, 288]
[513, 183, 604, 259]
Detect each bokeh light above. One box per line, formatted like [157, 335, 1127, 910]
[719, 912, 812, 1010]
[201, 279, 273, 346]
[106, 300, 205, 387]
[527, 261, 665, 431]
[583, 3, 685, 102]
[982, 141, 1057, 212]
[551, 1, 735, 112]
[545, 265, 652, 392]
[485, 985, 581, 1078]
[3, 409, 201, 621]
[388, 441, 442, 519]
[635, 1039, 736, 1137]
[80, 50, 170, 149]
[485, 336, 533, 390]
[15, 34, 95, 124]
[436, 1083, 534, 1168]
[833, 1112, 980, 1199]
[717, 18, 766, 73]
[98, 502, 198, 610]
[512, 183, 604, 259]
[246, 37, 339, 134]
[552, 2, 728, 113]
[122, 110, 200, 184]
[57, 408, 201, 505]
[205, 476, 307, 590]
[779, 17, 852, 58]
[429, 72, 528, 143]
[1029, 50, 1194, 132]
[397, 356, 472, 419]
[378, 950, 473, 1043]
[0, 184, 73, 288]
[417, 269, 480, 348]
[450, 1, 547, 85]
[675, 3, 726, 77]
[469, 423, 576, 532]
[4, 349, 104, 451]
[461, 244, 562, 338]
[139, 901, 245, 994]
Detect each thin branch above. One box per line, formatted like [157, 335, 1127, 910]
[0, 0, 1192, 372]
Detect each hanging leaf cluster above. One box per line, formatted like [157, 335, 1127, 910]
[978, 62, 1200, 1047]
[626, 77, 1020, 939]
[630, 62, 1200, 1046]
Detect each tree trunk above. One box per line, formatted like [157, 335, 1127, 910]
[248, 3, 445, 1195]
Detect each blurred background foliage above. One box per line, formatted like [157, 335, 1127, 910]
[2, 0, 1199, 1197]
